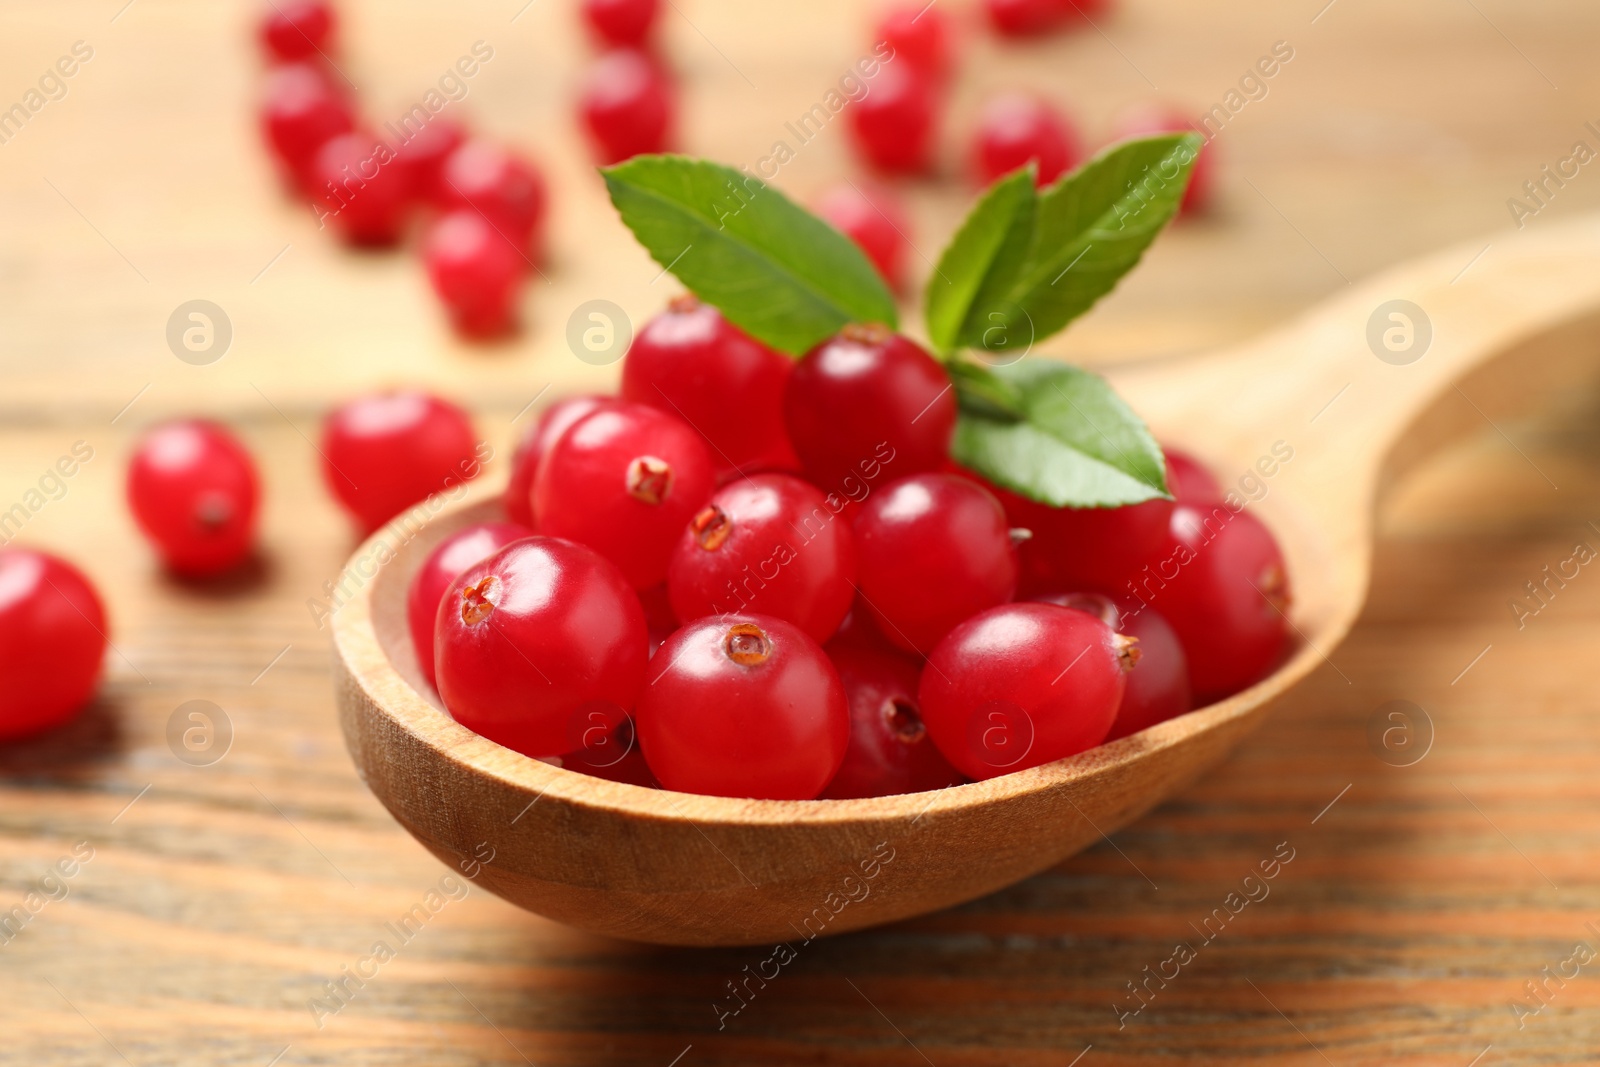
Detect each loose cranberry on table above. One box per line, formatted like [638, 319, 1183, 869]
[784, 324, 955, 495]
[667, 473, 856, 643]
[1112, 104, 1213, 214]
[1164, 445, 1224, 505]
[874, 2, 955, 83]
[1145, 505, 1290, 704]
[310, 133, 411, 246]
[579, 48, 674, 164]
[260, 62, 354, 190]
[637, 615, 849, 799]
[423, 210, 527, 339]
[504, 396, 617, 527]
[126, 420, 260, 577]
[406, 521, 532, 689]
[620, 295, 797, 477]
[435, 140, 547, 260]
[853, 473, 1017, 655]
[394, 116, 467, 203]
[847, 62, 936, 174]
[531, 402, 715, 589]
[258, 0, 337, 63]
[815, 183, 911, 293]
[1038, 592, 1190, 740]
[435, 537, 647, 760]
[0, 549, 106, 742]
[821, 644, 964, 799]
[973, 92, 1081, 187]
[919, 602, 1135, 781]
[580, 0, 661, 48]
[321, 391, 481, 533]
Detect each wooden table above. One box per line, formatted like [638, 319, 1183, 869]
[3, 0, 1599, 1062]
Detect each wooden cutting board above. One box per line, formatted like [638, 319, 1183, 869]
[2, 0, 1598, 1062]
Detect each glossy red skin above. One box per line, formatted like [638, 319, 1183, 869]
[1111, 105, 1213, 214]
[311, 133, 411, 246]
[919, 603, 1126, 780]
[996, 480, 1175, 599]
[1036, 592, 1190, 740]
[621, 298, 797, 477]
[853, 474, 1017, 655]
[579, 48, 674, 164]
[785, 328, 954, 495]
[259, 0, 336, 62]
[847, 62, 936, 174]
[435, 141, 546, 260]
[1164, 446, 1223, 504]
[435, 537, 647, 759]
[505, 396, 617, 528]
[127, 420, 260, 577]
[667, 473, 856, 643]
[637, 614, 849, 799]
[815, 183, 910, 292]
[406, 521, 533, 689]
[394, 117, 466, 203]
[0, 549, 106, 741]
[260, 63, 354, 190]
[532, 403, 716, 589]
[974, 93, 1081, 187]
[821, 644, 964, 799]
[875, 3, 955, 82]
[423, 210, 526, 338]
[321, 392, 481, 534]
[635, 582, 678, 652]
[580, 0, 660, 47]
[1137, 505, 1291, 704]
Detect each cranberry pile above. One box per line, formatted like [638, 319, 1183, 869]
[402, 297, 1291, 801]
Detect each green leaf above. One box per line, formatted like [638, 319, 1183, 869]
[923, 167, 1036, 357]
[957, 134, 1202, 354]
[601, 155, 897, 355]
[946, 357, 1024, 421]
[951, 362, 1170, 508]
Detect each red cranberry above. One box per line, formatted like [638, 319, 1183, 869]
[504, 396, 617, 528]
[321, 391, 481, 534]
[621, 295, 797, 477]
[423, 210, 526, 339]
[393, 117, 467, 203]
[406, 521, 532, 689]
[532, 402, 715, 589]
[126, 420, 260, 577]
[785, 324, 955, 495]
[0, 549, 106, 741]
[435, 538, 647, 759]
[847, 62, 936, 174]
[436, 140, 547, 260]
[815, 183, 911, 293]
[260, 63, 354, 190]
[561, 724, 658, 787]
[997, 481, 1175, 599]
[259, 0, 336, 63]
[821, 644, 964, 798]
[311, 133, 411, 246]
[1133, 505, 1290, 703]
[982, 0, 1066, 36]
[636, 615, 849, 799]
[874, 2, 955, 82]
[974, 92, 1080, 186]
[635, 581, 679, 651]
[580, 0, 661, 47]
[853, 473, 1018, 655]
[1038, 593, 1189, 740]
[579, 48, 674, 164]
[667, 473, 856, 642]
[919, 602, 1134, 780]
[1112, 105, 1213, 214]
[1164, 446, 1223, 505]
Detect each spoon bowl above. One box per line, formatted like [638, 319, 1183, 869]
[333, 217, 1600, 945]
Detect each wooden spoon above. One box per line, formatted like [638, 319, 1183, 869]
[333, 218, 1600, 946]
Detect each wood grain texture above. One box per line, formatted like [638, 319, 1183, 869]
[3, 0, 1600, 1061]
